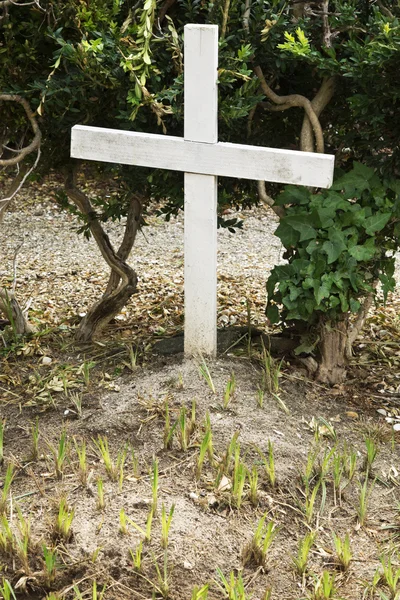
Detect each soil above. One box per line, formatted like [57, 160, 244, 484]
[0, 174, 400, 600]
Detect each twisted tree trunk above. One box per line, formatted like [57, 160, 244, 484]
[64, 167, 142, 342]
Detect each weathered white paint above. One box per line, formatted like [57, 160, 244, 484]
[71, 126, 334, 188]
[183, 25, 218, 355]
[71, 24, 335, 357]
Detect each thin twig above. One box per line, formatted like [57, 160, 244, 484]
[253, 65, 325, 153]
[12, 242, 23, 295]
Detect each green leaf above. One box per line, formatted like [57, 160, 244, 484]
[282, 216, 317, 242]
[274, 185, 310, 206]
[321, 230, 347, 264]
[274, 221, 299, 247]
[364, 212, 391, 235]
[349, 298, 361, 313]
[314, 279, 332, 305]
[266, 304, 280, 324]
[348, 242, 376, 261]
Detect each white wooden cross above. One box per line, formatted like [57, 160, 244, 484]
[71, 24, 335, 357]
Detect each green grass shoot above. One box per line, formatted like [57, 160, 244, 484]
[292, 531, 316, 575]
[55, 498, 74, 541]
[198, 357, 216, 394]
[223, 371, 236, 409]
[97, 477, 105, 511]
[161, 502, 175, 548]
[0, 463, 14, 514]
[333, 532, 352, 571]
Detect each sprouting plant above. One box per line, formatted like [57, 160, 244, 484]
[48, 429, 68, 480]
[302, 444, 319, 492]
[72, 581, 106, 600]
[191, 584, 209, 600]
[292, 531, 316, 575]
[196, 429, 212, 480]
[74, 438, 88, 485]
[215, 431, 240, 488]
[257, 440, 276, 488]
[70, 392, 83, 418]
[343, 442, 357, 482]
[79, 360, 95, 386]
[177, 406, 190, 452]
[161, 503, 175, 548]
[94, 436, 117, 481]
[309, 570, 337, 600]
[152, 550, 170, 599]
[43, 544, 57, 586]
[97, 477, 105, 511]
[0, 515, 14, 554]
[331, 452, 344, 505]
[0, 463, 14, 514]
[131, 446, 140, 478]
[130, 541, 143, 571]
[260, 339, 282, 395]
[332, 532, 352, 571]
[247, 465, 259, 507]
[55, 498, 74, 541]
[0, 578, 16, 600]
[119, 509, 128, 535]
[256, 387, 264, 408]
[242, 515, 278, 567]
[223, 372, 236, 409]
[30, 417, 40, 461]
[125, 344, 138, 370]
[91, 547, 102, 563]
[364, 437, 378, 474]
[357, 476, 375, 526]
[15, 508, 31, 572]
[380, 553, 400, 598]
[215, 569, 248, 600]
[198, 357, 216, 394]
[304, 482, 321, 524]
[127, 509, 153, 543]
[232, 460, 246, 510]
[151, 458, 158, 515]
[0, 419, 5, 465]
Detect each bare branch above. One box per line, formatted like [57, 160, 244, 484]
[12, 242, 23, 295]
[300, 77, 336, 152]
[243, 0, 251, 33]
[253, 65, 325, 153]
[0, 95, 41, 166]
[346, 292, 375, 358]
[257, 181, 285, 218]
[221, 0, 231, 38]
[0, 148, 41, 222]
[321, 0, 331, 47]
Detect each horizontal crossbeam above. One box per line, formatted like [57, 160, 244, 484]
[71, 125, 335, 188]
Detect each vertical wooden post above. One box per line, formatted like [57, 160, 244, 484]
[184, 24, 219, 356]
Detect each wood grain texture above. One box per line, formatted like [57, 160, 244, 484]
[71, 125, 335, 188]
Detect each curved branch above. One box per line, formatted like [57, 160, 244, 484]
[253, 65, 325, 153]
[0, 95, 41, 166]
[257, 181, 285, 218]
[103, 193, 143, 296]
[300, 76, 336, 152]
[345, 292, 375, 358]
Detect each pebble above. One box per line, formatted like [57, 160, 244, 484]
[41, 356, 52, 365]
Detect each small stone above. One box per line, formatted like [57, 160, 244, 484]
[183, 560, 194, 570]
[217, 475, 231, 492]
[189, 492, 199, 501]
[393, 423, 400, 432]
[377, 408, 387, 416]
[41, 356, 52, 365]
[346, 411, 358, 419]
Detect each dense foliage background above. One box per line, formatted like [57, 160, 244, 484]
[1, 0, 399, 379]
